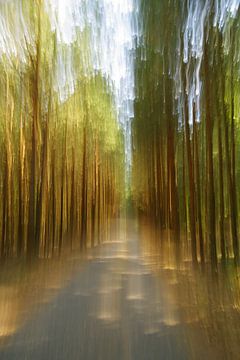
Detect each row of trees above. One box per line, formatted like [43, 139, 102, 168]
[0, 0, 125, 258]
[132, 0, 240, 266]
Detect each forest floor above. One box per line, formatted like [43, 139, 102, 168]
[0, 219, 240, 359]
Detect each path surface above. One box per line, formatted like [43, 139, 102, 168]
[0, 221, 188, 360]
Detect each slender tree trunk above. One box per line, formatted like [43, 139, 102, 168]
[80, 127, 87, 249]
[182, 63, 198, 264]
[193, 104, 205, 264]
[27, 2, 42, 258]
[230, 27, 239, 263]
[204, 37, 217, 268]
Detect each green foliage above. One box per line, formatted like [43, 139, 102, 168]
[132, 0, 240, 264]
[0, 0, 124, 258]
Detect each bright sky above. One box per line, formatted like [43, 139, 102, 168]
[48, 0, 134, 92]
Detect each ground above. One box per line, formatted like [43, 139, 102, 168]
[0, 219, 239, 359]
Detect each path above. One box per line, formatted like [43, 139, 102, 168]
[0, 220, 187, 360]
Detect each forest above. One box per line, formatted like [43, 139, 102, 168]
[0, 0, 125, 259]
[132, 0, 240, 267]
[0, 0, 240, 267]
[1, 1, 240, 359]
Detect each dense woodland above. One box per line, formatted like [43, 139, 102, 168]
[0, 0, 125, 258]
[132, 0, 240, 266]
[1, 0, 240, 268]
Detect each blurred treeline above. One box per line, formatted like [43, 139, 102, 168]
[0, 0, 125, 258]
[132, 0, 240, 266]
